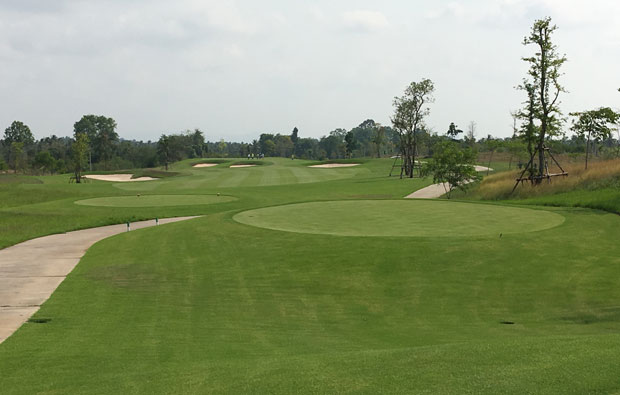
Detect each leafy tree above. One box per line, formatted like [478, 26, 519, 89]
[446, 122, 463, 139]
[319, 129, 346, 159]
[71, 132, 89, 183]
[275, 135, 294, 157]
[10, 142, 25, 173]
[391, 79, 435, 178]
[191, 129, 206, 157]
[520, 17, 567, 181]
[157, 134, 171, 170]
[344, 131, 357, 158]
[290, 127, 299, 145]
[570, 107, 620, 169]
[33, 151, 56, 174]
[4, 121, 34, 146]
[74, 115, 118, 170]
[425, 140, 479, 199]
[4, 121, 34, 170]
[372, 125, 386, 158]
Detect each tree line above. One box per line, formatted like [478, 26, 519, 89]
[2, 18, 618, 179]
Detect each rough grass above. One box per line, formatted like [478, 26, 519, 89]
[476, 158, 620, 200]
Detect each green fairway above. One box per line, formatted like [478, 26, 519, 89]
[234, 200, 565, 237]
[1, 157, 620, 393]
[75, 194, 237, 207]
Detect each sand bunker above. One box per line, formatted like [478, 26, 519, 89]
[83, 174, 157, 182]
[474, 165, 493, 172]
[192, 163, 219, 168]
[309, 163, 360, 168]
[230, 164, 257, 168]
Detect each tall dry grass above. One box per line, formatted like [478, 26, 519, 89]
[478, 158, 620, 200]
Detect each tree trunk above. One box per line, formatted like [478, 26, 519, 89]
[585, 131, 591, 170]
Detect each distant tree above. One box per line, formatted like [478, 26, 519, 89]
[191, 129, 206, 157]
[570, 107, 620, 169]
[4, 121, 34, 170]
[520, 17, 567, 181]
[290, 127, 299, 145]
[157, 134, 171, 170]
[465, 121, 476, 147]
[74, 115, 118, 170]
[425, 140, 479, 199]
[275, 135, 294, 157]
[71, 132, 89, 183]
[33, 151, 56, 174]
[3, 121, 34, 146]
[10, 142, 24, 173]
[446, 122, 463, 139]
[372, 124, 386, 158]
[217, 139, 228, 156]
[344, 131, 357, 158]
[391, 79, 434, 178]
[263, 139, 276, 156]
[319, 129, 346, 159]
[506, 139, 527, 169]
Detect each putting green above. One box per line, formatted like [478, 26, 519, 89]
[75, 194, 237, 207]
[233, 200, 565, 237]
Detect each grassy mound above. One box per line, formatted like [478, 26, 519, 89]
[234, 200, 565, 237]
[75, 194, 236, 207]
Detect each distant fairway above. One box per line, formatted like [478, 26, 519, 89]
[234, 200, 565, 237]
[114, 158, 367, 191]
[75, 194, 237, 207]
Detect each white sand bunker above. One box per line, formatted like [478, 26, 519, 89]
[309, 163, 360, 168]
[83, 174, 157, 182]
[230, 164, 257, 168]
[193, 163, 218, 168]
[474, 165, 493, 172]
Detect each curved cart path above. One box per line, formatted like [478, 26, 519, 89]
[404, 166, 492, 199]
[0, 216, 198, 344]
[405, 183, 452, 199]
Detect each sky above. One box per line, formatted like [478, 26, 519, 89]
[1, 0, 619, 142]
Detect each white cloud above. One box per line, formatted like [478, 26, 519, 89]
[342, 10, 389, 33]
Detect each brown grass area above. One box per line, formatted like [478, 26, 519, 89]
[478, 158, 620, 200]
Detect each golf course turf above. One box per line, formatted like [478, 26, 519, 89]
[1, 157, 619, 393]
[75, 194, 237, 207]
[233, 200, 565, 237]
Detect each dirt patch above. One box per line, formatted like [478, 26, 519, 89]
[309, 163, 360, 168]
[84, 174, 157, 182]
[192, 163, 218, 168]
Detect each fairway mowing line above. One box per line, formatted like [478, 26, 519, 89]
[0, 216, 199, 344]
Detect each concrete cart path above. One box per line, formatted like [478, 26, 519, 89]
[404, 166, 492, 199]
[405, 183, 452, 199]
[0, 216, 199, 344]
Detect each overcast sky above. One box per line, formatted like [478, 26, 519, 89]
[1, 0, 619, 142]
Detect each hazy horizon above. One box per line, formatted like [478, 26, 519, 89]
[1, 0, 618, 142]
